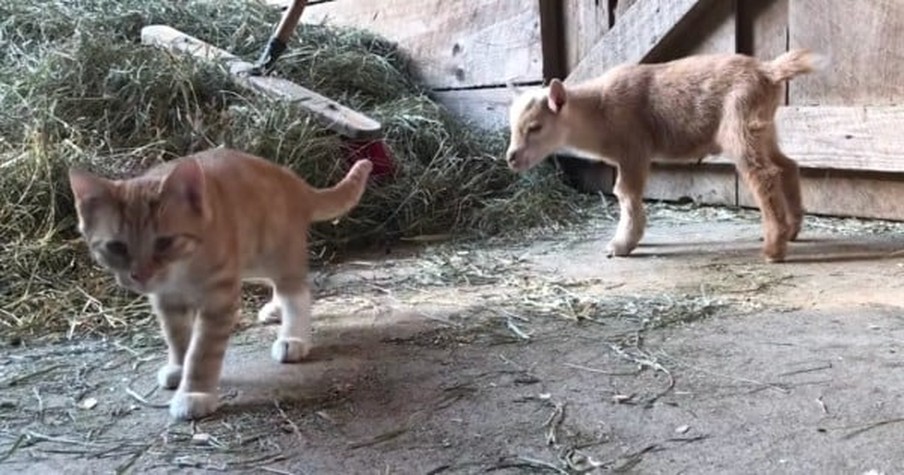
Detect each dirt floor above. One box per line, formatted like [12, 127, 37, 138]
[2, 204, 904, 475]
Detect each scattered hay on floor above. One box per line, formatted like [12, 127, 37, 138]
[0, 0, 595, 341]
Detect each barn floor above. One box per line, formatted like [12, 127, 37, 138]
[2, 205, 904, 475]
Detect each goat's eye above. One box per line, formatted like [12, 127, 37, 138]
[526, 123, 542, 134]
[154, 236, 175, 254]
[105, 240, 129, 258]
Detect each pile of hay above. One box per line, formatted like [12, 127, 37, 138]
[0, 0, 591, 340]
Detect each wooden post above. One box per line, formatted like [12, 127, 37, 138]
[538, 0, 567, 82]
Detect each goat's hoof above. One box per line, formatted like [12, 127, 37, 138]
[606, 240, 634, 258]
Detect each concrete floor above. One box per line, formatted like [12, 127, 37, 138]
[2, 209, 903, 474]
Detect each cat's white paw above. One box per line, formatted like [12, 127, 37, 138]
[271, 337, 311, 363]
[157, 364, 183, 390]
[257, 300, 281, 324]
[169, 391, 219, 420]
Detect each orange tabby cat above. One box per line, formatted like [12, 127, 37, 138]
[68, 148, 373, 420]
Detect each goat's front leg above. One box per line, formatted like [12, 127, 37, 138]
[607, 162, 649, 257]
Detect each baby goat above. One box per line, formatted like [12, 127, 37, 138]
[506, 49, 825, 262]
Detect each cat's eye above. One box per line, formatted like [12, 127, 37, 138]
[526, 123, 542, 134]
[154, 236, 175, 254]
[105, 240, 129, 258]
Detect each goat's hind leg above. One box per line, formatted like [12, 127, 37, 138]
[769, 145, 803, 241]
[735, 149, 792, 262]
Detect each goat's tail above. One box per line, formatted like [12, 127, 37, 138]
[763, 48, 829, 82]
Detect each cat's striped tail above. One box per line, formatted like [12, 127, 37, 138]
[310, 159, 374, 222]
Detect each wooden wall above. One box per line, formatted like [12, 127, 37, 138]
[560, 0, 904, 220]
[297, 0, 546, 132]
[277, 0, 904, 220]
[737, 0, 904, 219]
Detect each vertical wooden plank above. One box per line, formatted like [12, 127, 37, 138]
[561, 0, 609, 73]
[741, 0, 788, 58]
[789, 0, 904, 105]
[559, 0, 611, 194]
[539, 0, 567, 81]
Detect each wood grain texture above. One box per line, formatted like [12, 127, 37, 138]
[140, 25, 382, 139]
[644, 164, 737, 207]
[431, 87, 512, 131]
[562, 0, 609, 73]
[744, 0, 787, 58]
[648, 0, 736, 61]
[739, 170, 904, 221]
[776, 106, 904, 173]
[302, 0, 543, 89]
[614, 0, 639, 20]
[565, 0, 713, 84]
[789, 0, 904, 105]
[539, 0, 567, 80]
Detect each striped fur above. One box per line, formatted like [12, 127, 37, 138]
[69, 148, 373, 420]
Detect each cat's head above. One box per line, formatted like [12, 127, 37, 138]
[68, 159, 210, 294]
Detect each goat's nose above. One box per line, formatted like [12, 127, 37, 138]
[505, 150, 517, 163]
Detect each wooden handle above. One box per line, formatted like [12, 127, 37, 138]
[141, 25, 382, 140]
[274, 0, 308, 43]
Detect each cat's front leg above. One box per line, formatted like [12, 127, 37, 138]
[150, 295, 194, 390]
[169, 282, 239, 420]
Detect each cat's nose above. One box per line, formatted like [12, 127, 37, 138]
[130, 266, 154, 284]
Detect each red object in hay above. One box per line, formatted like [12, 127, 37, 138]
[345, 139, 395, 178]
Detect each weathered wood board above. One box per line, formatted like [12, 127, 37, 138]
[739, 170, 904, 221]
[743, 0, 787, 59]
[431, 88, 512, 132]
[302, 0, 543, 89]
[566, 0, 716, 84]
[562, 0, 609, 74]
[789, 0, 904, 105]
[645, 164, 737, 207]
[140, 24, 382, 140]
[776, 106, 904, 173]
[648, 0, 736, 61]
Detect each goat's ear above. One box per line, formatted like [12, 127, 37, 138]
[547, 78, 567, 114]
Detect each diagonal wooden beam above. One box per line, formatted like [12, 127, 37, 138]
[140, 25, 382, 140]
[565, 0, 714, 84]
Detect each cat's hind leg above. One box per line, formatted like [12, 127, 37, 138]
[257, 287, 282, 324]
[269, 277, 313, 363]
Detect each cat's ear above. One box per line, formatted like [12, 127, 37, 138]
[160, 158, 208, 218]
[69, 168, 109, 203]
[69, 168, 112, 231]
